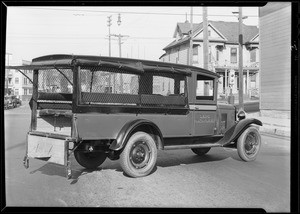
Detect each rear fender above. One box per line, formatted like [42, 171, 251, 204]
[109, 119, 164, 151]
[218, 118, 262, 146]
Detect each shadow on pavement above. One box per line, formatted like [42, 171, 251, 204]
[156, 148, 244, 168]
[5, 141, 26, 151]
[28, 148, 244, 182]
[29, 162, 105, 184]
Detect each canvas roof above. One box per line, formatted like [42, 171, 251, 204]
[6, 54, 220, 78]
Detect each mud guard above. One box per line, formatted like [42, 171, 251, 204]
[218, 118, 262, 146]
[109, 119, 164, 151]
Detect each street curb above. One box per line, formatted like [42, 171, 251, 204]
[258, 125, 290, 138]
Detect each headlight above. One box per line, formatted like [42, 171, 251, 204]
[237, 110, 246, 120]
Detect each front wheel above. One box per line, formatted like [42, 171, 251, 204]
[120, 132, 157, 178]
[237, 126, 261, 161]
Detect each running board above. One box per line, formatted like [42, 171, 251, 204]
[164, 143, 222, 150]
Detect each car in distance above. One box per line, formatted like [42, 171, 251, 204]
[4, 95, 22, 109]
[6, 54, 262, 178]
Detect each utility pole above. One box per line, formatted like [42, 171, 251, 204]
[189, 7, 193, 66]
[117, 13, 122, 58]
[202, 7, 210, 96]
[107, 15, 112, 92]
[117, 13, 123, 93]
[107, 16, 112, 57]
[203, 7, 209, 70]
[111, 34, 129, 57]
[238, 7, 244, 111]
[111, 13, 130, 93]
[231, 8, 247, 108]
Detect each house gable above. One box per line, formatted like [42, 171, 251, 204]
[193, 24, 227, 42]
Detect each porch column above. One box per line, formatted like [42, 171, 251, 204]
[246, 69, 250, 97]
[224, 69, 228, 96]
[218, 74, 223, 95]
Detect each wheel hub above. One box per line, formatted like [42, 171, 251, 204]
[245, 132, 258, 155]
[130, 141, 150, 169]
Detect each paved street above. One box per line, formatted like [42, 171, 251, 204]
[4, 104, 290, 211]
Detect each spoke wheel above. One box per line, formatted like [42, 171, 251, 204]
[191, 147, 211, 156]
[237, 126, 261, 161]
[120, 132, 157, 178]
[74, 150, 106, 169]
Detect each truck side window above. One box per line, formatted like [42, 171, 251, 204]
[196, 74, 214, 100]
[152, 75, 185, 96]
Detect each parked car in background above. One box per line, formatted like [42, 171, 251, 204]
[4, 95, 22, 109]
[4, 96, 11, 109]
[11, 95, 22, 107]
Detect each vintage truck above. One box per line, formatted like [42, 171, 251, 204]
[7, 54, 262, 178]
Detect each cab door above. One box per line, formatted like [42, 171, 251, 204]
[191, 73, 218, 136]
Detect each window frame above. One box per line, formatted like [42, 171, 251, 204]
[250, 48, 256, 62]
[230, 47, 237, 63]
[194, 73, 217, 104]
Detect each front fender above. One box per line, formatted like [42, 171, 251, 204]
[109, 119, 164, 151]
[218, 118, 262, 146]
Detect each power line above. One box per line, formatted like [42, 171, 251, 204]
[8, 34, 174, 40]
[21, 7, 259, 17]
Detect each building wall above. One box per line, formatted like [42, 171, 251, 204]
[259, 2, 291, 112]
[163, 41, 258, 69]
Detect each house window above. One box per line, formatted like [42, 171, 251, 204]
[29, 89, 33, 95]
[208, 46, 212, 62]
[15, 89, 19, 95]
[15, 77, 19, 84]
[176, 48, 180, 63]
[231, 48, 237, 63]
[216, 49, 219, 61]
[23, 78, 28, 85]
[250, 49, 256, 62]
[193, 45, 198, 63]
[24, 89, 28, 95]
[208, 30, 211, 36]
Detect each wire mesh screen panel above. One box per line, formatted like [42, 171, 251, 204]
[142, 74, 186, 107]
[80, 66, 139, 105]
[37, 68, 73, 110]
[38, 69, 73, 93]
[79, 66, 187, 107]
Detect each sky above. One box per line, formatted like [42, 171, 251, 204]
[5, 6, 259, 65]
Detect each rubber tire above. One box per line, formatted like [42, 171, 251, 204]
[191, 147, 211, 156]
[237, 126, 261, 162]
[74, 151, 107, 169]
[120, 132, 157, 178]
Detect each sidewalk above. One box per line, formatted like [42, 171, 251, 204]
[247, 112, 290, 138]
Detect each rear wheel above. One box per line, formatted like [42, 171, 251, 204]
[120, 132, 157, 178]
[74, 151, 106, 169]
[191, 147, 211, 156]
[237, 126, 261, 161]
